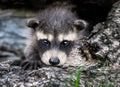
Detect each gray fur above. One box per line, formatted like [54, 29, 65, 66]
[21, 6, 87, 70]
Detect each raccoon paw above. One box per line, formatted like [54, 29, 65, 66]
[20, 59, 43, 70]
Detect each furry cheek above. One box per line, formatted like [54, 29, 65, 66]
[41, 50, 67, 66]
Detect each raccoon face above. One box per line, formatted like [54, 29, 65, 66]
[27, 18, 87, 66]
[35, 31, 75, 66]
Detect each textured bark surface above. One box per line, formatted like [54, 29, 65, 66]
[0, 0, 120, 87]
[85, 0, 120, 65]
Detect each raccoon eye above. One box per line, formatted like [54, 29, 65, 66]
[39, 39, 50, 46]
[60, 40, 71, 48]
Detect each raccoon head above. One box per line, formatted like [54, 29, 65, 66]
[27, 18, 87, 66]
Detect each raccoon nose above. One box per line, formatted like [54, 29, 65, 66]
[49, 57, 60, 65]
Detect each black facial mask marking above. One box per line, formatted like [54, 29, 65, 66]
[39, 39, 51, 47]
[60, 40, 72, 48]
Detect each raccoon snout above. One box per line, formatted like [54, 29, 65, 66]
[49, 57, 60, 65]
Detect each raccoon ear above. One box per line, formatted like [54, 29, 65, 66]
[26, 18, 39, 29]
[73, 19, 87, 31]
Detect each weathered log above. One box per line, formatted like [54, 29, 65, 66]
[82, 0, 120, 65]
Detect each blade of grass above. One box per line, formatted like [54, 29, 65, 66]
[74, 67, 82, 87]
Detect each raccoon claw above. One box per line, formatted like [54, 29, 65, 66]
[20, 60, 42, 70]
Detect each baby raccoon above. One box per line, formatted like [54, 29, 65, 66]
[21, 6, 88, 70]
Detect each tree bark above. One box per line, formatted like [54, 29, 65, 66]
[83, 0, 120, 65]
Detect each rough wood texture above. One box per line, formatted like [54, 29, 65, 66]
[83, 0, 120, 65]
